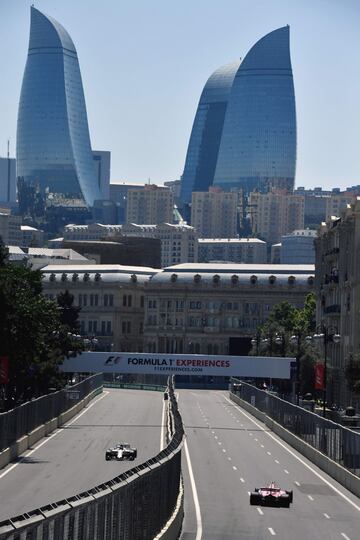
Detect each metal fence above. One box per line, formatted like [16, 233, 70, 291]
[0, 374, 102, 453]
[230, 378, 360, 476]
[0, 377, 184, 540]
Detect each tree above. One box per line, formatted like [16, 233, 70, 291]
[251, 293, 319, 396]
[0, 263, 83, 408]
[345, 354, 360, 395]
[57, 290, 81, 331]
[0, 236, 9, 266]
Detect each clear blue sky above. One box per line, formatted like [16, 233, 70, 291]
[0, 0, 359, 190]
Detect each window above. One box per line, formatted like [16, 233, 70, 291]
[140, 296, 144, 308]
[83, 294, 87, 307]
[122, 321, 131, 334]
[109, 294, 114, 307]
[79, 294, 83, 306]
[123, 295, 132, 307]
[104, 294, 108, 307]
[148, 299, 157, 309]
[106, 321, 112, 334]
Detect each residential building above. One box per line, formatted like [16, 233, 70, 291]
[315, 199, 360, 409]
[0, 156, 16, 203]
[191, 189, 239, 237]
[248, 190, 304, 244]
[281, 229, 316, 264]
[198, 238, 267, 264]
[41, 264, 158, 352]
[109, 182, 146, 224]
[143, 263, 314, 355]
[121, 223, 198, 267]
[271, 243, 282, 264]
[180, 26, 296, 205]
[326, 193, 357, 221]
[17, 7, 101, 214]
[126, 185, 173, 225]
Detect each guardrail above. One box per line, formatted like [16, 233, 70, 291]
[0, 377, 184, 539]
[0, 374, 103, 453]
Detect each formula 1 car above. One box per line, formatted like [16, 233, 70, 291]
[105, 443, 137, 461]
[249, 482, 293, 508]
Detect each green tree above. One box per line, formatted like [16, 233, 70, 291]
[252, 293, 318, 395]
[57, 290, 81, 331]
[345, 353, 360, 395]
[0, 263, 83, 408]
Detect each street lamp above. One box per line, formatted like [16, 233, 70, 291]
[311, 326, 340, 418]
[289, 334, 303, 406]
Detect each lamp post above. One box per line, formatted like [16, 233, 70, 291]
[289, 334, 302, 406]
[312, 325, 341, 418]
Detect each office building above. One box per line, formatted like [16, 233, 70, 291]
[248, 190, 304, 244]
[180, 26, 296, 204]
[0, 156, 16, 203]
[143, 263, 314, 355]
[0, 211, 22, 245]
[180, 61, 240, 205]
[122, 222, 198, 267]
[126, 185, 174, 225]
[92, 151, 111, 200]
[280, 229, 316, 264]
[191, 189, 239, 238]
[42, 264, 158, 352]
[17, 7, 101, 216]
[198, 238, 267, 264]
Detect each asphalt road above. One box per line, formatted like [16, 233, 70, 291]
[0, 388, 164, 521]
[179, 390, 360, 540]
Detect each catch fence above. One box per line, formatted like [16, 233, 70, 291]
[230, 378, 360, 476]
[0, 374, 102, 453]
[0, 377, 184, 539]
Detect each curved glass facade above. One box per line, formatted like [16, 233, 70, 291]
[213, 26, 296, 193]
[16, 7, 101, 207]
[179, 60, 240, 205]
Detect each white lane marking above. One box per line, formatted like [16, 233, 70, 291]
[267, 451, 272, 456]
[324, 513, 330, 519]
[222, 448, 226, 453]
[160, 396, 166, 451]
[261, 444, 265, 448]
[249, 432, 253, 436]
[294, 481, 300, 487]
[218, 441, 222, 446]
[341, 534, 351, 540]
[211, 431, 215, 434]
[308, 495, 314, 501]
[224, 395, 360, 513]
[284, 469, 289, 474]
[268, 527, 276, 535]
[240, 477, 245, 483]
[247, 491, 251, 495]
[215, 435, 218, 439]
[228, 457, 232, 461]
[257, 507, 264, 515]
[232, 466, 237, 471]
[0, 391, 109, 480]
[184, 438, 203, 540]
[255, 438, 258, 442]
[275, 460, 280, 464]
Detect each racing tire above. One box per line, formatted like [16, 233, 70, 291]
[250, 493, 261, 506]
[279, 495, 290, 508]
[286, 490, 293, 503]
[105, 455, 110, 461]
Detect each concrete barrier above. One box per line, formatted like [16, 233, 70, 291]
[230, 392, 360, 499]
[0, 386, 103, 471]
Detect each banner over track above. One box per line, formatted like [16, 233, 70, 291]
[61, 352, 294, 379]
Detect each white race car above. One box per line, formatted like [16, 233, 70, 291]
[105, 443, 137, 461]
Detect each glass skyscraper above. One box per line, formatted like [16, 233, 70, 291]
[16, 7, 101, 208]
[179, 60, 240, 205]
[180, 26, 296, 205]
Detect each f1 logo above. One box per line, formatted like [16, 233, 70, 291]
[104, 356, 122, 365]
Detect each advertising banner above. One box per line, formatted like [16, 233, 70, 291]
[0, 356, 9, 385]
[314, 363, 325, 390]
[61, 352, 293, 379]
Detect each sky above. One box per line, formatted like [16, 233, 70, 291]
[0, 0, 359, 190]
